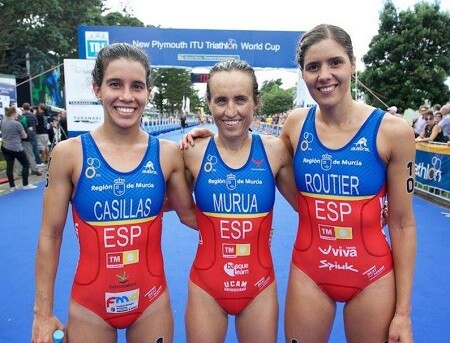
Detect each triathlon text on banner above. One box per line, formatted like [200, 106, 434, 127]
[77, 26, 303, 69]
[415, 143, 450, 192]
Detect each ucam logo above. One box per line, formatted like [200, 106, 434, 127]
[85, 31, 109, 59]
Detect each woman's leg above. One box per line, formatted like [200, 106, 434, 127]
[185, 281, 228, 343]
[1, 147, 16, 188]
[235, 282, 278, 343]
[284, 265, 336, 343]
[344, 272, 395, 343]
[67, 299, 117, 343]
[126, 290, 174, 343]
[16, 150, 30, 186]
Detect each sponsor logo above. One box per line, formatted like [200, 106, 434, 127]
[226, 174, 237, 190]
[203, 154, 218, 173]
[251, 158, 264, 167]
[73, 115, 102, 123]
[300, 132, 313, 151]
[318, 245, 357, 257]
[319, 260, 358, 272]
[106, 250, 140, 268]
[255, 276, 271, 290]
[85, 31, 109, 59]
[223, 280, 247, 292]
[415, 156, 442, 182]
[144, 285, 163, 301]
[223, 262, 250, 276]
[321, 154, 332, 171]
[222, 243, 250, 258]
[363, 265, 386, 280]
[105, 289, 139, 313]
[142, 161, 157, 174]
[319, 224, 353, 240]
[351, 137, 370, 152]
[109, 272, 137, 290]
[85, 157, 101, 179]
[116, 271, 129, 283]
[113, 178, 126, 196]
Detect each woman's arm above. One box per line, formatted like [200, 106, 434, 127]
[382, 117, 416, 343]
[32, 140, 76, 342]
[161, 140, 197, 229]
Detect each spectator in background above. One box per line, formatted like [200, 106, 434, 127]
[59, 110, 68, 140]
[35, 103, 50, 163]
[436, 104, 450, 143]
[387, 106, 404, 119]
[413, 105, 429, 138]
[21, 103, 44, 166]
[432, 103, 441, 113]
[415, 109, 445, 142]
[18, 109, 42, 176]
[180, 112, 187, 133]
[434, 111, 443, 124]
[0, 106, 37, 191]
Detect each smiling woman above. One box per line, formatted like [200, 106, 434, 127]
[280, 23, 417, 343]
[181, 59, 298, 343]
[32, 42, 198, 343]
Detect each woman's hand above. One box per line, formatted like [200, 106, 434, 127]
[179, 128, 214, 150]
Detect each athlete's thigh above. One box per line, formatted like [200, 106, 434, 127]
[185, 281, 228, 343]
[284, 265, 336, 343]
[344, 271, 395, 343]
[67, 299, 117, 343]
[235, 282, 278, 343]
[127, 290, 174, 343]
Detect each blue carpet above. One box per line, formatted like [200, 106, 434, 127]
[0, 125, 448, 342]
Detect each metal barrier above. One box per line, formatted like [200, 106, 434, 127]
[414, 141, 450, 206]
[252, 122, 450, 207]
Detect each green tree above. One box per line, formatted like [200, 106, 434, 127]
[260, 79, 294, 115]
[0, 0, 144, 79]
[0, 0, 103, 78]
[359, 0, 450, 110]
[152, 68, 200, 116]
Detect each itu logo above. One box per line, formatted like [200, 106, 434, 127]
[300, 132, 313, 151]
[203, 154, 218, 173]
[85, 157, 101, 179]
[85, 31, 109, 59]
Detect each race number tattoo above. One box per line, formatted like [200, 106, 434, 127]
[406, 161, 414, 193]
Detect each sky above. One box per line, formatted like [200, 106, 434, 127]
[105, 0, 450, 90]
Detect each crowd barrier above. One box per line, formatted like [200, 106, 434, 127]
[414, 142, 450, 205]
[252, 122, 450, 207]
[141, 117, 197, 136]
